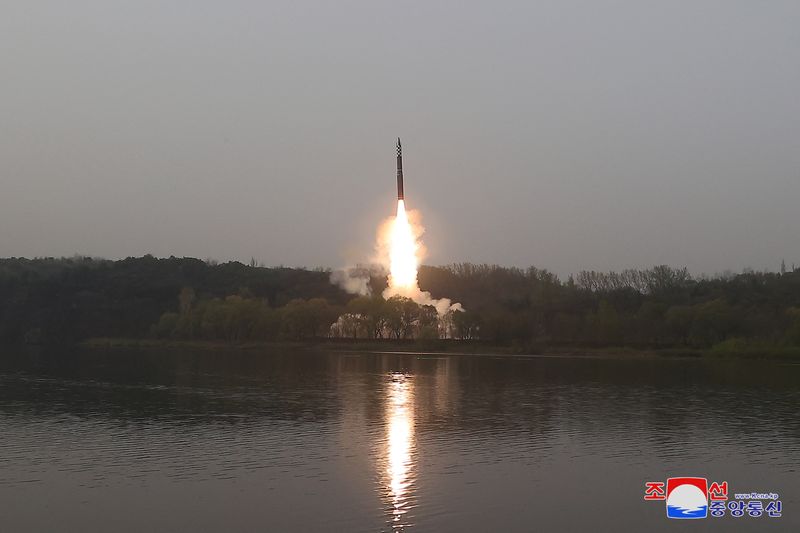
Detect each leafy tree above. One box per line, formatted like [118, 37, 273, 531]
[665, 305, 694, 345]
[178, 287, 195, 315]
[384, 296, 420, 339]
[689, 299, 741, 347]
[347, 295, 388, 339]
[452, 309, 481, 340]
[551, 312, 581, 343]
[153, 312, 179, 339]
[587, 300, 622, 345]
[418, 305, 440, 339]
[785, 307, 800, 345]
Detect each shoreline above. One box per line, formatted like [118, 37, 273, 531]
[77, 337, 800, 360]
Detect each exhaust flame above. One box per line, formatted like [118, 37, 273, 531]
[388, 200, 418, 290]
[380, 200, 463, 316]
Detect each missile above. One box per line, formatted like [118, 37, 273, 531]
[396, 137, 404, 200]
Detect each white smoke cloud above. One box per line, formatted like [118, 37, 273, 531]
[329, 264, 385, 296]
[384, 284, 464, 315]
[330, 269, 370, 296]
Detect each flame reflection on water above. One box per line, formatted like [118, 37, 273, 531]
[383, 373, 416, 530]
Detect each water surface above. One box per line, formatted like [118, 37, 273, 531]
[1, 347, 797, 531]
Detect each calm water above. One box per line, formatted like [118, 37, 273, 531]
[1, 347, 798, 532]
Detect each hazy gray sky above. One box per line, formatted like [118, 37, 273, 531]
[2, 1, 798, 277]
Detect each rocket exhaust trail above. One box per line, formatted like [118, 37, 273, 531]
[396, 138, 404, 201]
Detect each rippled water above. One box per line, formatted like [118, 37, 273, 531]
[1, 347, 798, 531]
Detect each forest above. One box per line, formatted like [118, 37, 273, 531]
[2, 255, 800, 356]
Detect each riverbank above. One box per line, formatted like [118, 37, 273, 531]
[79, 337, 800, 359]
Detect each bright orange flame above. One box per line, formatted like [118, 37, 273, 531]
[379, 199, 462, 317]
[387, 200, 419, 291]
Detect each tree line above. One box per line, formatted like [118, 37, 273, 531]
[2, 256, 800, 352]
[151, 291, 444, 342]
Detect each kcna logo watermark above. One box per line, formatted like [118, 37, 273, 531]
[643, 477, 782, 519]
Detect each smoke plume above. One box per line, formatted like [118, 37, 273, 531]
[331, 200, 462, 317]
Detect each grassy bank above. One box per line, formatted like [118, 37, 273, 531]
[81, 337, 523, 355]
[706, 338, 800, 360]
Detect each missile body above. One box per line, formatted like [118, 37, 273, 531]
[396, 138, 404, 200]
